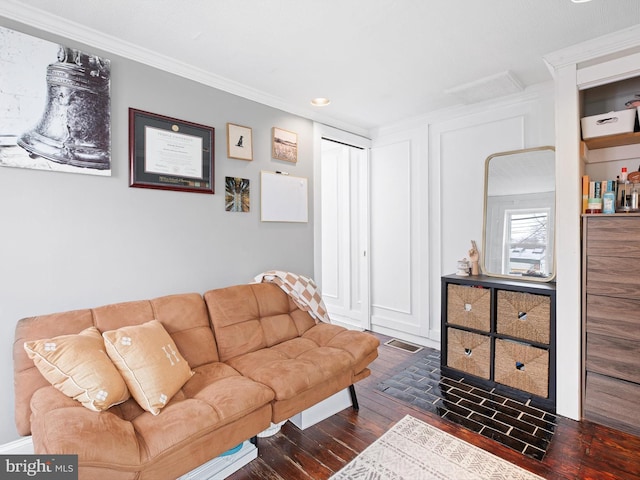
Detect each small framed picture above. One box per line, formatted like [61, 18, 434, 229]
[225, 176, 250, 212]
[227, 123, 253, 161]
[272, 127, 298, 163]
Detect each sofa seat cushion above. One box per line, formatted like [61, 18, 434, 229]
[302, 323, 381, 376]
[29, 361, 274, 469]
[225, 339, 353, 401]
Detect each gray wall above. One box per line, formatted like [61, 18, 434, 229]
[0, 18, 314, 444]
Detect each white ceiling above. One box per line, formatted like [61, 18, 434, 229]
[2, 0, 640, 135]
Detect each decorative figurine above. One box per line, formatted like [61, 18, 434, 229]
[456, 258, 470, 276]
[468, 240, 480, 275]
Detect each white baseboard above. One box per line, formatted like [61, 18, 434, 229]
[371, 325, 441, 350]
[328, 318, 364, 331]
[0, 436, 34, 454]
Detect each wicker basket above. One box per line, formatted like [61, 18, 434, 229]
[447, 284, 490, 332]
[494, 339, 549, 398]
[496, 290, 550, 344]
[446, 328, 491, 379]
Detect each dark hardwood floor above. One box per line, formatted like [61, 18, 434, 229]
[227, 332, 640, 480]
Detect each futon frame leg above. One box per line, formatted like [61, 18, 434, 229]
[349, 384, 359, 411]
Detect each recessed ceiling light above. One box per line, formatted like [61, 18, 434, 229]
[311, 97, 331, 106]
[571, 0, 592, 3]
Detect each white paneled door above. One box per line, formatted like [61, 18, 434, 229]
[314, 125, 370, 330]
[369, 136, 429, 342]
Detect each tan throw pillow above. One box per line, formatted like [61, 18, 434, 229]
[24, 326, 130, 412]
[102, 320, 193, 415]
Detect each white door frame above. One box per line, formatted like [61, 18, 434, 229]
[313, 123, 371, 330]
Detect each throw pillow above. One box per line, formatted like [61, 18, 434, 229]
[24, 326, 130, 412]
[102, 320, 193, 415]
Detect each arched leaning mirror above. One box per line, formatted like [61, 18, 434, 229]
[481, 146, 556, 282]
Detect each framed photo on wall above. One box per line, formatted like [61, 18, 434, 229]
[225, 176, 250, 212]
[227, 123, 253, 161]
[272, 127, 298, 163]
[129, 108, 214, 194]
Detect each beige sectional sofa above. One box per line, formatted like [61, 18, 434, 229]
[13, 282, 379, 480]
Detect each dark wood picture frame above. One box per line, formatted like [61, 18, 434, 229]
[129, 108, 214, 194]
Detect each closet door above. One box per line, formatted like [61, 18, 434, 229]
[315, 124, 370, 330]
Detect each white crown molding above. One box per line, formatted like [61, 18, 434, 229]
[543, 23, 640, 72]
[0, 1, 370, 138]
[371, 82, 554, 138]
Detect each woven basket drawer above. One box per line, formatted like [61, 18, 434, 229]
[446, 328, 491, 379]
[447, 284, 490, 332]
[496, 290, 550, 344]
[495, 339, 549, 398]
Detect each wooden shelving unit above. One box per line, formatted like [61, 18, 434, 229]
[583, 131, 640, 150]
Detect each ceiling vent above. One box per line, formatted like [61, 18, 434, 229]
[445, 71, 524, 105]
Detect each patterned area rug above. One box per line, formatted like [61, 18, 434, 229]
[330, 415, 544, 480]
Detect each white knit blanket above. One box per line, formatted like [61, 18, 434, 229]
[253, 271, 331, 324]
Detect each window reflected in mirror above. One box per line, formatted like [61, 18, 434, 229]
[504, 209, 550, 277]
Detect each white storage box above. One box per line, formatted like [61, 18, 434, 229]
[581, 108, 636, 139]
[290, 388, 352, 430]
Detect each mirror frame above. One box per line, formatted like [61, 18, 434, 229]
[480, 146, 556, 283]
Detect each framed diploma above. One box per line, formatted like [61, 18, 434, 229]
[129, 109, 214, 194]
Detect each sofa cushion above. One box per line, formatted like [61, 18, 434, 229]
[225, 338, 353, 400]
[204, 283, 320, 362]
[303, 323, 381, 375]
[92, 293, 220, 368]
[103, 320, 194, 415]
[24, 326, 130, 412]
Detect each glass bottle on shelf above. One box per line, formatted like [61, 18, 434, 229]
[617, 168, 631, 212]
[603, 187, 616, 214]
